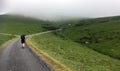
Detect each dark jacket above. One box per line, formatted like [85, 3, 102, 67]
[21, 35, 25, 43]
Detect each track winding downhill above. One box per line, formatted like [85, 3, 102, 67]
[0, 32, 53, 71]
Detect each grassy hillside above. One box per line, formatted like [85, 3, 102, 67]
[0, 15, 55, 35]
[30, 33, 120, 71]
[54, 16, 120, 59]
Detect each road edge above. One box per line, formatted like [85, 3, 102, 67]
[0, 37, 18, 49]
[26, 37, 71, 71]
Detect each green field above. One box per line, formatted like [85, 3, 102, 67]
[30, 33, 120, 71]
[54, 16, 120, 59]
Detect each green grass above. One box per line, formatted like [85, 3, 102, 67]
[0, 34, 15, 47]
[55, 16, 120, 59]
[30, 33, 120, 71]
[0, 15, 54, 35]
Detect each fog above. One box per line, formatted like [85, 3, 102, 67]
[1, 0, 120, 20]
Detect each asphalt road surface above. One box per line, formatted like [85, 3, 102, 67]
[0, 38, 53, 71]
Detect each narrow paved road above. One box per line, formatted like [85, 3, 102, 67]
[0, 38, 53, 71]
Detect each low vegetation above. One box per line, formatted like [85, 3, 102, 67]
[30, 33, 120, 71]
[54, 16, 120, 59]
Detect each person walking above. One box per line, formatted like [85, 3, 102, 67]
[20, 34, 26, 48]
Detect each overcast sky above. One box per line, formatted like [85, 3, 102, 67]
[0, 0, 120, 20]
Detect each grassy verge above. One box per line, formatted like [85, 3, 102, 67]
[27, 36, 70, 71]
[0, 34, 15, 48]
[27, 33, 120, 71]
